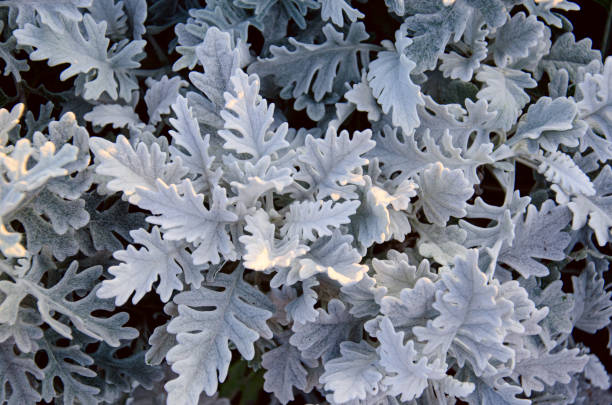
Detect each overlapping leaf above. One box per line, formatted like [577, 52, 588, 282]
[14, 14, 145, 100]
[0, 256, 137, 346]
[413, 250, 514, 376]
[137, 179, 238, 265]
[165, 266, 273, 404]
[248, 22, 372, 101]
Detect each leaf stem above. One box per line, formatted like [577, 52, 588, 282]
[131, 67, 172, 77]
[146, 33, 169, 66]
[514, 156, 539, 171]
[602, 2, 612, 57]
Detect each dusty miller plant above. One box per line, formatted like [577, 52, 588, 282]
[0, 0, 611, 404]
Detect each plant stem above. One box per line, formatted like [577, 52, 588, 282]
[602, 2, 612, 57]
[515, 156, 539, 171]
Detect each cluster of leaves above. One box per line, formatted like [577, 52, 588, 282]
[0, 0, 611, 404]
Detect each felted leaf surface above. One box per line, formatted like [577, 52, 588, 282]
[83, 104, 142, 129]
[416, 162, 473, 226]
[372, 250, 436, 298]
[87, 340, 163, 402]
[248, 22, 371, 101]
[476, 66, 537, 131]
[2, 2, 611, 404]
[145, 75, 188, 124]
[0, 0, 91, 30]
[377, 317, 444, 402]
[87, 0, 127, 39]
[77, 191, 146, 254]
[438, 13, 488, 83]
[290, 299, 361, 362]
[12, 208, 79, 260]
[31, 188, 89, 235]
[124, 0, 146, 39]
[347, 176, 393, 249]
[0, 256, 137, 346]
[281, 199, 360, 242]
[0, 29, 29, 80]
[344, 73, 381, 121]
[286, 278, 319, 324]
[219, 69, 289, 161]
[371, 126, 492, 186]
[97, 227, 203, 305]
[511, 96, 578, 147]
[0, 307, 41, 354]
[498, 200, 571, 278]
[168, 96, 222, 191]
[577, 56, 612, 147]
[36, 329, 99, 404]
[14, 14, 145, 100]
[523, 0, 579, 29]
[571, 262, 612, 334]
[294, 126, 374, 200]
[320, 340, 382, 403]
[145, 304, 177, 366]
[379, 277, 437, 333]
[400, 0, 506, 73]
[415, 95, 495, 152]
[383, 0, 405, 15]
[238, 0, 318, 29]
[523, 278, 575, 350]
[229, 156, 293, 206]
[567, 165, 612, 245]
[459, 194, 524, 249]
[464, 373, 529, 405]
[538, 32, 600, 82]
[319, 0, 364, 27]
[367, 34, 423, 134]
[584, 354, 610, 390]
[0, 139, 78, 257]
[0, 103, 24, 146]
[511, 348, 588, 395]
[491, 12, 545, 68]
[415, 223, 469, 266]
[187, 27, 240, 129]
[413, 250, 513, 376]
[0, 340, 42, 405]
[339, 275, 382, 318]
[0, 140, 78, 202]
[137, 179, 238, 265]
[165, 266, 273, 404]
[536, 151, 595, 196]
[89, 135, 187, 205]
[262, 338, 309, 404]
[172, 5, 252, 72]
[290, 230, 367, 285]
[240, 209, 308, 271]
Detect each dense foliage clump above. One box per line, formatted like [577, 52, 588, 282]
[0, 0, 611, 404]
